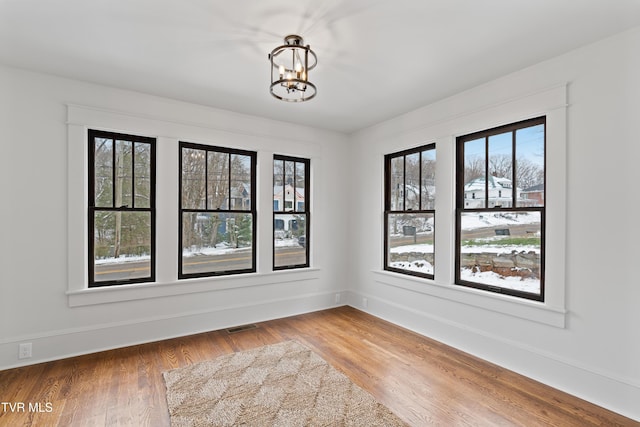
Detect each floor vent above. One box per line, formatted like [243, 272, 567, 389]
[225, 324, 258, 334]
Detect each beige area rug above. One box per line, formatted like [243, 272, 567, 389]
[162, 340, 409, 426]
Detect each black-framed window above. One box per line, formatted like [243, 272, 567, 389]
[384, 144, 436, 278]
[273, 155, 310, 270]
[179, 142, 256, 278]
[456, 116, 545, 301]
[88, 129, 156, 287]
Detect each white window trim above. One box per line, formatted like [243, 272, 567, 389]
[66, 104, 321, 307]
[67, 268, 321, 307]
[377, 84, 568, 328]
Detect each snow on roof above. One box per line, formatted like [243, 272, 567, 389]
[464, 176, 513, 191]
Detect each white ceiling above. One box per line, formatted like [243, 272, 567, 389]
[2, 0, 640, 133]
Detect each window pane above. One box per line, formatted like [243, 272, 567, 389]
[488, 132, 513, 208]
[283, 161, 295, 211]
[134, 142, 151, 208]
[93, 211, 151, 282]
[181, 212, 253, 275]
[273, 159, 284, 212]
[386, 212, 434, 275]
[115, 140, 133, 208]
[459, 211, 541, 295]
[94, 138, 113, 208]
[274, 155, 310, 271]
[181, 148, 206, 209]
[180, 143, 257, 279]
[421, 149, 436, 210]
[207, 151, 229, 210]
[405, 152, 420, 210]
[284, 160, 295, 184]
[274, 213, 307, 268]
[390, 156, 404, 211]
[230, 154, 251, 210]
[516, 124, 545, 207]
[295, 161, 305, 212]
[463, 138, 486, 208]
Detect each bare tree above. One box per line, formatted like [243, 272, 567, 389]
[181, 148, 207, 249]
[181, 149, 252, 249]
[464, 155, 486, 184]
[515, 157, 543, 190]
[488, 154, 512, 179]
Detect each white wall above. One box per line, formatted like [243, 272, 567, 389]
[1, 26, 639, 422]
[0, 65, 350, 369]
[348, 27, 640, 420]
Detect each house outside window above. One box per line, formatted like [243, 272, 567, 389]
[384, 144, 436, 278]
[88, 129, 156, 287]
[456, 116, 545, 301]
[273, 155, 309, 270]
[179, 142, 256, 278]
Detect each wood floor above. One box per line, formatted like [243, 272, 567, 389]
[0, 306, 636, 426]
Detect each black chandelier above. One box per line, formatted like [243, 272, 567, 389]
[268, 35, 317, 102]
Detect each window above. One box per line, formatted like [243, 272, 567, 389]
[384, 144, 436, 278]
[88, 130, 156, 287]
[179, 142, 256, 278]
[273, 155, 309, 269]
[456, 116, 545, 301]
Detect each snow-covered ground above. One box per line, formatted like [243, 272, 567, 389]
[389, 212, 541, 293]
[96, 238, 300, 264]
[461, 211, 540, 229]
[95, 254, 150, 264]
[390, 242, 539, 255]
[389, 254, 540, 293]
[460, 268, 540, 293]
[97, 214, 540, 294]
[180, 237, 300, 257]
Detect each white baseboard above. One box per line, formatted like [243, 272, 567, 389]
[2, 289, 637, 421]
[0, 291, 346, 370]
[344, 290, 640, 422]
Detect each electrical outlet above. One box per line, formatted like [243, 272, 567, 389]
[19, 343, 32, 359]
[362, 297, 368, 308]
[335, 293, 340, 304]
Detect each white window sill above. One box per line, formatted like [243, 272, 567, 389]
[372, 270, 566, 328]
[67, 268, 321, 307]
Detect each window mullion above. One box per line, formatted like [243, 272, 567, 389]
[512, 131, 517, 208]
[402, 155, 406, 211]
[131, 141, 136, 208]
[290, 162, 295, 211]
[418, 151, 423, 210]
[279, 162, 284, 212]
[227, 153, 231, 210]
[204, 150, 209, 210]
[111, 139, 116, 208]
[293, 162, 297, 212]
[484, 137, 489, 208]
[284, 161, 289, 212]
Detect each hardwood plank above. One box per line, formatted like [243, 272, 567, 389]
[0, 306, 636, 426]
